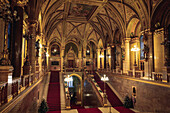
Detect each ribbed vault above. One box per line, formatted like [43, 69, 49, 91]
[25, 0, 166, 49]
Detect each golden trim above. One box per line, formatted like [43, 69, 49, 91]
[1, 78, 43, 113]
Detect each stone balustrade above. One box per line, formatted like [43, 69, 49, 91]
[127, 70, 144, 78]
[152, 72, 163, 81]
[0, 70, 42, 107]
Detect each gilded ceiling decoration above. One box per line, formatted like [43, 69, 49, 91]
[25, 0, 167, 48]
[68, 3, 97, 18]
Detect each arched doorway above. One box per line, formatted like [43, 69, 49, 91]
[69, 74, 82, 106]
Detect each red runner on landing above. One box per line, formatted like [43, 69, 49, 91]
[93, 72, 123, 107]
[77, 108, 102, 113]
[47, 71, 61, 113]
[114, 106, 135, 113]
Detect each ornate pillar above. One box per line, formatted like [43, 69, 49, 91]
[154, 28, 167, 79]
[11, 6, 24, 77]
[107, 47, 111, 71]
[83, 47, 86, 68]
[163, 27, 170, 74]
[0, 18, 5, 60]
[78, 50, 82, 71]
[97, 49, 101, 70]
[146, 30, 154, 77]
[123, 38, 131, 74]
[28, 20, 37, 74]
[60, 46, 65, 72]
[101, 49, 104, 69]
[47, 47, 50, 71]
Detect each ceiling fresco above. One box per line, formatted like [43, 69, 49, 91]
[68, 3, 97, 18]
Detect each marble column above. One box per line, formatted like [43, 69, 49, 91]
[123, 38, 131, 74]
[147, 31, 154, 77]
[101, 49, 104, 69]
[83, 48, 87, 68]
[97, 49, 101, 70]
[11, 6, 23, 77]
[60, 46, 65, 72]
[28, 20, 37, 74]
[0, 18, 5, 59]
[107, 47, 111, 71]
[78, 50, 82, 71]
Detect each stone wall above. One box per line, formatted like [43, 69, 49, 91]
[109, 75, 170, 112]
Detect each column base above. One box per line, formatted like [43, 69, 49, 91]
[116, 66, 120, 73]
[104, 104, 108, 107]
[65, 106, 71, 109]
[7, 94, 13, 103]
[0, 66, 13, 82]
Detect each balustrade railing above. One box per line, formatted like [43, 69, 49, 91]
[0, 70, 42, 107]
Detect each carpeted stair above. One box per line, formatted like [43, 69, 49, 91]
[47, 71, 61, 113]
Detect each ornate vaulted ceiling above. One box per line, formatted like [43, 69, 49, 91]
[25, 0, 168, 48]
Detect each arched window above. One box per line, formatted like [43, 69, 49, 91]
[140, 35, 144, 60]
[68, 76, 73, 87]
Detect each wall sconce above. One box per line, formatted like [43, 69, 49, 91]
[131, 45, 140, 66]
[46, 52, 49, 57]
[99, 54, 104, 58]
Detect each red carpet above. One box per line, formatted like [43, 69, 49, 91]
[114, 106, 135, 113]
[93, 72, 123, 107]
[77, 108, 102, 113]
[47, 71, 61, 113]
[71, 105, 84, 109]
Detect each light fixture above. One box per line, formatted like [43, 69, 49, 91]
[101, 74, 109, 82]
[64, 75, 73, 83]
[54, 49, 57, 52]
[131, 45, 140, 52]
[99, 54, 104, 58]
[131, 45, 140, 66]
[46, 52, 49, 57]
[40, 44, 42, 48]
[101, 74, 109, 106]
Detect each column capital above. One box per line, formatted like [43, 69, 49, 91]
[154, 28, 164, 34]
[124, 38, 131, 42]
[26, 19, 38, 28]
[17, 0, 28, 8]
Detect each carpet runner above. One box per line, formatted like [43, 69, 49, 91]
[47, 71, 61, 113]
[114, 106, 135, 113]
[77, 108, 102, 113]
[93, 72, 123, 107]
[93, 72, 135, 113]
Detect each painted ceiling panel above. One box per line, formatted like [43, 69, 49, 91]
[88, 31, 97, 41]
[36, 0, 150, 46]
[152, 0, 159, 8]
[77, 24, 85, 37]
[57, 22, 63, 38]
[68, 28, 78, 37]
[41, 0, 48, 14]
[111, 2, 124, 19]
[92, 17, 99, 22]
[58, 3, 64, 10]
[98, 7, 107, 15]
[66, 22, 74, 36]
[68, 3, 97, 18]
[125, 5, 136, 22]
[86, 26, 93, 38]
[51, 28, 61, 40]
[71, 22, 83, 26]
